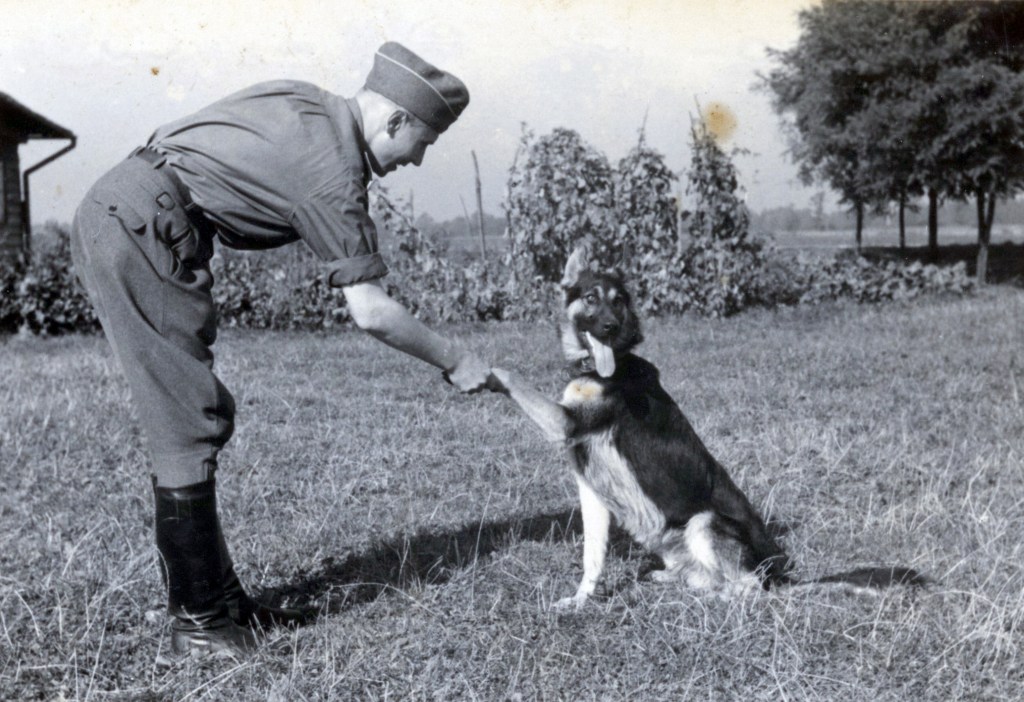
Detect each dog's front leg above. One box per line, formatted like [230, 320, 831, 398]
[555, 476, 610, 610]
[488, 368, 573, 443]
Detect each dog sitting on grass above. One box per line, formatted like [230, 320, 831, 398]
[487, 245, 925, 609]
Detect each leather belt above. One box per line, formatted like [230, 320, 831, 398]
[130, 146, 208, 225]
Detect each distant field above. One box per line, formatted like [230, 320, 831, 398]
[2, 288, 1023, 700]
[771, 224, 1024, 250]
[435, 224, 1024, 263]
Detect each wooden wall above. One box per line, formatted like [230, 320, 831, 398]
[0, 140, 24, 263]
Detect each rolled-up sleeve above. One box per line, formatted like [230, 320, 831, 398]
[289, 177, 389, 287]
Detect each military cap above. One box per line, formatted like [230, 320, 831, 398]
[364, 42, 469, 133]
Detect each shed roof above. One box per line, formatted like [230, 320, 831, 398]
[0, 92, 75, 141]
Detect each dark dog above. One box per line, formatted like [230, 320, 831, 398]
[488, 246, 924, 608]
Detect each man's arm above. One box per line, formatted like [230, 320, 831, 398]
[342, 280, 490, 392]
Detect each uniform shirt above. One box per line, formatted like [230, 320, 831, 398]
[148, 80, 387, 287]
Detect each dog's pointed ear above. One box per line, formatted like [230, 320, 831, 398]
[615, 241, 631, 276]
[561, 244, 591, 289]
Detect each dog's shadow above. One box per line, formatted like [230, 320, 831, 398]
[261, 510, 796, 621]
[260, 508, 581, 616]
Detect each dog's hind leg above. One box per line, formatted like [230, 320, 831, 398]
[708, 464, 792, 585]
[555, 476, 610, 610]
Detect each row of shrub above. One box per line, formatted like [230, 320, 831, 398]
[1, 235, 100, 336]
[0, 218, 973, 336]
[0, 118, 974, 336]
[765, 251, 975, 305]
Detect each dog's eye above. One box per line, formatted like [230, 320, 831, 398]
[584, 292, 598, 305]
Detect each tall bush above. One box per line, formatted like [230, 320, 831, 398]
[678, 121, 766, 317]
[211, 252, 352, 331]
[504, 126, 617, 283]
[612, 129, 683, 314]
[371, 184, 542, 322]
[502, 122, 772, 317]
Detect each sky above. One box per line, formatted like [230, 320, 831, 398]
[2, 0, 821, 228]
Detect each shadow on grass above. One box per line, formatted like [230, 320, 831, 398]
[861, 241, 1024, 287]
[262, 508, 798, 619]
[262, 508, 585, 615]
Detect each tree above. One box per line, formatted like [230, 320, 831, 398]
[761, 0, 1024, 276]
[899, 3, 976, 259]
[921, 3, 1024, 282]
[930, 58, 1024, 282]
[761, 0, 912, 249]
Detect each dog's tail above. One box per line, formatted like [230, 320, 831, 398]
[791, 566, 929, 591]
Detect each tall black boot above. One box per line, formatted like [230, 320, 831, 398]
[216, 525, 314, 629]
[153, 478, 257, 658]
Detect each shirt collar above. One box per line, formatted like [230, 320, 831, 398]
[343, 98, 380, 186]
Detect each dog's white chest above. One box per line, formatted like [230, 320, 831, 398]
[576, 431, 666, 547]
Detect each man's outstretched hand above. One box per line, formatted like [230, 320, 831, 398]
[442, 351, 493, 394]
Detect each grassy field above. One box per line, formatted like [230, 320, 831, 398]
[2, 287, 1023, 700]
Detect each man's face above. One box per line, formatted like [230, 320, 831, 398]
[371, 112, 439, 175]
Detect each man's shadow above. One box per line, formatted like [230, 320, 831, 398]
[261, 508, 795, 620]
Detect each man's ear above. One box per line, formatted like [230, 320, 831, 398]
[386, 110, 408, 138]
[561, 243, 591, 289]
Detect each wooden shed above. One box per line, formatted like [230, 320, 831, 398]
[0, 92, 76, 264]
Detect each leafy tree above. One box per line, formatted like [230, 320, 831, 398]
[922, 3, 1024, 282]
[763, 0, 1024, 281]
[761, 0, 908, 249]
[931, 59, 1024, 282]
[841, 3, 977, 252]
[897, 4, 976, 258]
